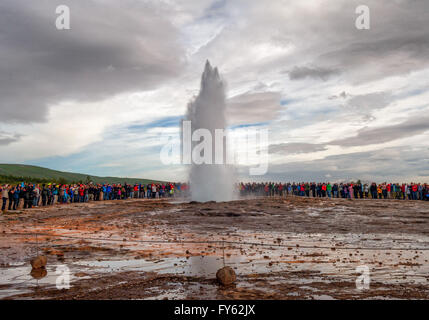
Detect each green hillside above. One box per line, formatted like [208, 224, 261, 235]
[0, 164, 165, 185]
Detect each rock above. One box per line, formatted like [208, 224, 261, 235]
[30, 255, 47, 269]
[216, 266, 236, 286]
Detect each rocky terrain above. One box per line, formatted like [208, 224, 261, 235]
[1, 196, 428, 299]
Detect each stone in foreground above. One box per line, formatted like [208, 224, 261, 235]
[30, 255, 47, 269]
[216, 266, 236, 286]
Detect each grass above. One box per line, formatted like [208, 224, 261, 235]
[0, 164, 165, 185]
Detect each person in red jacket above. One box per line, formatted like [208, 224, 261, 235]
[78, 185, 84, 202]
[412, 183, 418, 200]
[321, 183, 327, 197]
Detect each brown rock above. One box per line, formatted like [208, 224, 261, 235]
[30, 255, 47, 269]
[216, 266, 236, 286]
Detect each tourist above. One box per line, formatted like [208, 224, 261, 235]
[1, 184, 10, 212]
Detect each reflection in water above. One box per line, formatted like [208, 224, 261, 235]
[30, 268, 47, 280]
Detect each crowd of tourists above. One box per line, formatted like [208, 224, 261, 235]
[238, 182, 429, 201]
[0, 182, 189, 211]
[1, 180, 428, 212]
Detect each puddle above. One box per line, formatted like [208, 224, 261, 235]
[0, 264, 74, 299]
[76, 255, 246, 277]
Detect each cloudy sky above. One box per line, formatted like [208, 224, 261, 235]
[1, 0, 428, 182]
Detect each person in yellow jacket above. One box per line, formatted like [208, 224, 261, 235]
[377, 185, 382, 199]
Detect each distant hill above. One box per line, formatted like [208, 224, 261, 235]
[0, 164, 165, 185]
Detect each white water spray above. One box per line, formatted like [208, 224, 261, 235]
[184, 61, 235, 202]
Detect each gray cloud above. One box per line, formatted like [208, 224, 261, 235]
[312, 1, 429, 83]
[329, 91, 349, 100]
[0, 0, 186, 123]
[329, 115, 429, 147]
[269, 142, 327, 155]
[226, 91, 281, 125]
[346, 92, 392, 112]
[249, 146, 429, 183]
[341, 91, 393, 119]
[320, 34, 429, 83]
[0, 132, 21, 145]
[256, 0, 429, 85]
[269, 115, 429, 156]
[287, 65, 340, 81]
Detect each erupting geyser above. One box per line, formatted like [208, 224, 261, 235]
[184, 60, 235, 202]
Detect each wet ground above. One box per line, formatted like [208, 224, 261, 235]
[1, 196, 429, 299]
